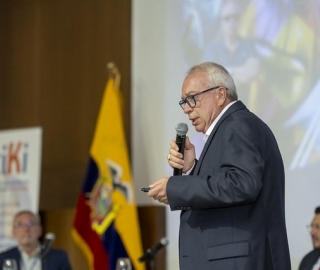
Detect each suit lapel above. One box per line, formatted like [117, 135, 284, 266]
[5, 248, 22, 269]
[305, 249, 320, 270]
[193, 101, 247, 175]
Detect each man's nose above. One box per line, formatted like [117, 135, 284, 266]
[183, 104, 192, 114]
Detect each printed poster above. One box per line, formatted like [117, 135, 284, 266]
[0, 127, 42, 252]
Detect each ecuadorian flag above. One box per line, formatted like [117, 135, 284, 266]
[72, 69, 146, 270]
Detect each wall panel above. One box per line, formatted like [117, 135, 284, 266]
[0, 0, 166, 269]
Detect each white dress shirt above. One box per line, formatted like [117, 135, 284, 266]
[19, 246, 41, 270]
[203, 101, 237, 142]
[184, 101, 237, 174]
[312, 256, 320, 270]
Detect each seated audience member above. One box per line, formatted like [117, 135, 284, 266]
[0, 210, 72, 270]
[299, 206, 320, 270]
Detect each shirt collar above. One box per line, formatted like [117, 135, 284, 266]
[203, 101, 237, 142]
[18, 244, 41, 258]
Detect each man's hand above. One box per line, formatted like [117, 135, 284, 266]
[167, 136, 195, 173]
[147, 177, 170, 205]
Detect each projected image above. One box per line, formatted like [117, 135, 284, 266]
[181, 0, 320, 169]
[132, 1, 320, 268]
[176, 0, 320, 266]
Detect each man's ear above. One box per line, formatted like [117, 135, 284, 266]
[217, 87, 227, 106]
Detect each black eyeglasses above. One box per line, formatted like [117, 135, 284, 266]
[179, 86, 226, 110]
[14, 221, 38, 229]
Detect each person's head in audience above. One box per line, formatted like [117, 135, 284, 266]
[12, 210, 42, 255]
[309, 206, 320, 249]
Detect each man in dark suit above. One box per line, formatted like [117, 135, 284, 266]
[147, 62, 291, 269]
[0, 210, 72, 270]
[299, 206, 320, 270]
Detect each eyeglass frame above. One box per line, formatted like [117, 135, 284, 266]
[14, 221, 39, 229]
[179, 86, 227, 110]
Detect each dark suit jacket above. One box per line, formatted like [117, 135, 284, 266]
[299, 249, 320, 270]
[0, 246, 72, 270]
[167, 101, 291, 270]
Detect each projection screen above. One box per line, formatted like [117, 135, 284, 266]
[132, 1, 320, 269]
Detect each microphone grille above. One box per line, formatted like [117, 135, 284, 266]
[160, 237, 169, 246]
[176, 123, 188, 135]
[45, 232, 56, 241]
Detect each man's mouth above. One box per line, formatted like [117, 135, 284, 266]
[190, 117, 198, 125]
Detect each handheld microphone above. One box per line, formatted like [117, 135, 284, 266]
[138, 237, 169, 262]
[40, 232, 55, 259]
[173, 123, 188, 176]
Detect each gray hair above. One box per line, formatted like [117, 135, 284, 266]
[187, 62, 238, 101]
[13, 210, 41, 225]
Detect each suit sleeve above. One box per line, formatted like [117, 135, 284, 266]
[0, 248, 21, 270]
[167, 118, 264, 210]
[57, 250, 72, 270]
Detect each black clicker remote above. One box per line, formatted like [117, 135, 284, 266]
[141, 187, 150, 192]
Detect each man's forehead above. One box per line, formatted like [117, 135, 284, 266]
[313, 214, 320, 220]
[182, 82, 210, 96]
[14, 213, 36, 222]
[182, 72, 210, 92]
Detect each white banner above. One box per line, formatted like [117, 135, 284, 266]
[0, 127, 42, 252]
